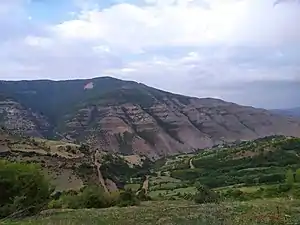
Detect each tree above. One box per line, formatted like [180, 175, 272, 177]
[0, 160, 53, 218]
[194, 183, 219, 204]
[295, 169, 300, 183]
[285, 169, 294, 186]
[118, 189, 140, 207]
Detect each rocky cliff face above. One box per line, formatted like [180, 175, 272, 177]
[0, 97, 50, 137]
[1, 77, 300, 159]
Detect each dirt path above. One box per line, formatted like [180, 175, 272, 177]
[94, 151, 109, 193]
[136, 175, 149, 195]
[189, 158, 195, 169]
[142, 175, 149, 194]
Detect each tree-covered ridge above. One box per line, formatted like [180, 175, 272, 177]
[169, 136, 300, 188]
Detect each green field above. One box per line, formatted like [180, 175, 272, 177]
[3, 199, 300, 225]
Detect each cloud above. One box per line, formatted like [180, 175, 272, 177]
[52, 0, 300, 47]
[0, 0, 299, 108]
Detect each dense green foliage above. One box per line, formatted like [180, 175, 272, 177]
[101, 154, 151, 186]
[170, 136, 300, 188]
[0, 160, 53, 219]
[194, 184, 219, 204]
[118, 189, 140, 207]
[48, 186, 139, 209]
[48, 186, 118, 209]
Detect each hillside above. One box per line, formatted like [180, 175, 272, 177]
[0, 128, 150, 192]
[1, 77, 300, 158]
[3, 131, 300, 225]
[141, 136, 300, 202]
[167, 136, 300, 187]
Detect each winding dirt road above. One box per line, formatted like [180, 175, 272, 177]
[189, 158, 195, 169]
[94, 151, 109, 193]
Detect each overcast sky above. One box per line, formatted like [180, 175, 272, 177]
[0, 0, 299, 109]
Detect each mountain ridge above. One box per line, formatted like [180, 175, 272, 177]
[271, 107, 300, 118]
[1, 76, 300, 158]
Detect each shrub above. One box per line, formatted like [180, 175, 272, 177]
[48, 199, 63, 209]
[137, 189, 151, 201]
[79, 144, 90, 153]
[48, 186, 141, 210]
[0, 160, 53, 219]
[194, 184, 219, 204]
[118, 189, 140, 207]
[183, 193, 194, 200]
[222, 189, 250, 201]
[74, 186, 113, 209]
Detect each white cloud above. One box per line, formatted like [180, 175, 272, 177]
[51, 0, 300, 49]
[24, 36, 53, 48]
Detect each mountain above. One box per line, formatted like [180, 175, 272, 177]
[271, 107, 300, 118]
[1, 77, 300, 159]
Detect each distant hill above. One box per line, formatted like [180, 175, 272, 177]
[1, 77, 300, 158]
[271, 107, 300, 118]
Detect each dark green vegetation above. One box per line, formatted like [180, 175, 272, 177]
[48, 186, 140, 210]
[100, 154, 151, 186]
[170, 136, 300, 188]
[0, 160, 53, 219]
[0, 159, 142, 219]
[147, 136, 300, 202]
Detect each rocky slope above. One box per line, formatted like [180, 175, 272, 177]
[1, 77, 300, 159]
[0, 128, 148, 191]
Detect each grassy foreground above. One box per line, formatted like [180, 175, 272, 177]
[3, 199, 300, 225]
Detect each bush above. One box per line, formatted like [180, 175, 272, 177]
[222, 189, 250, 201]
[48, 199, 63, 209]
[49, 186, 141, 209]
[137, 189, 151, 201]
[194, 184, 219, 204]
[118, 189, 140, 207]
[70, 186, 114, 209]
[0, 160, 53, 219]
[183, 193, 194, 200]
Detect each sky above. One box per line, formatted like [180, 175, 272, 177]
[0, 0, 299, 109]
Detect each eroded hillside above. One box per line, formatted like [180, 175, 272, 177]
[1, 77, 300, 158]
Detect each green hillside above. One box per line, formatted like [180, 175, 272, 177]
[143, 136, 300, 201]
[4, 135, 300, 224]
